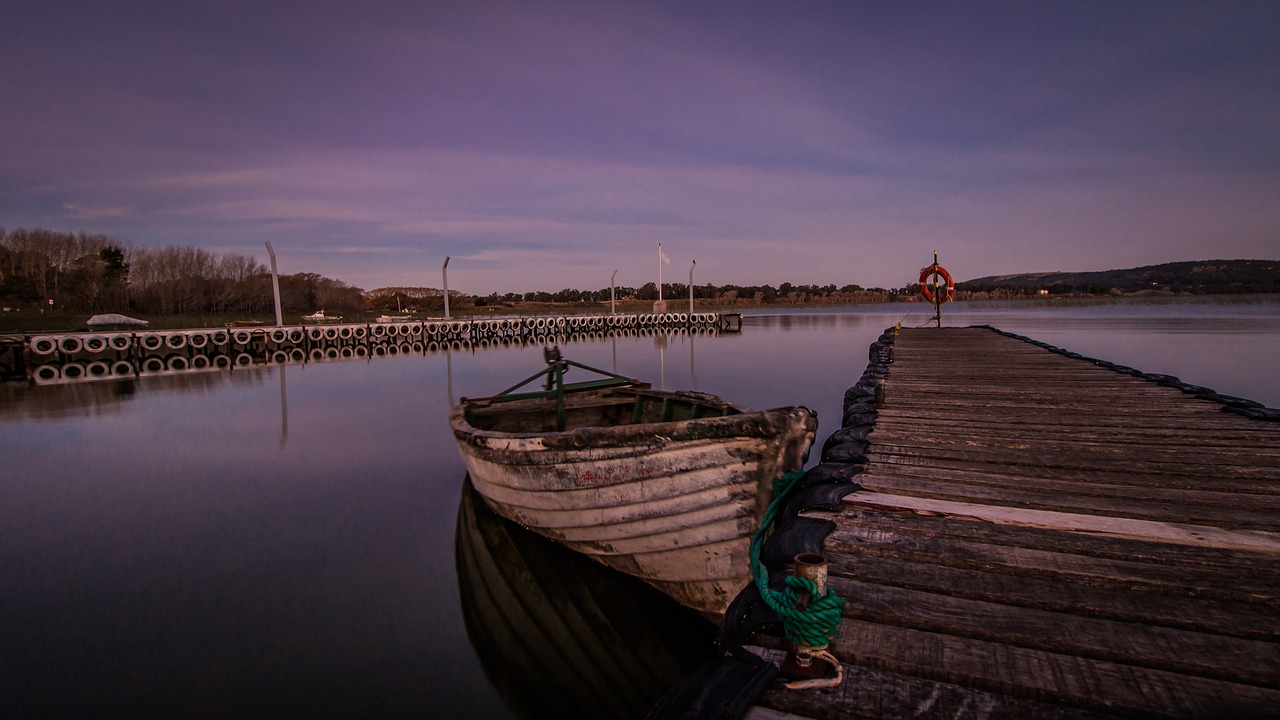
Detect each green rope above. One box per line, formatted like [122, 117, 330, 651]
[750, 471, 846, 648]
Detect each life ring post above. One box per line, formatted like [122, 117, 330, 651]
[932, 249, 941, 327]
[918, 250, 954, 327]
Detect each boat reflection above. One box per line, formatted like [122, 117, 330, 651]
[454, 479, 717, 720]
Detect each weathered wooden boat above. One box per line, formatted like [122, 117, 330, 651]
[449, 348, 817, 617]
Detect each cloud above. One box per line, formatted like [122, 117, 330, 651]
[2, 2, 1276, 294]
[61, 203, 132, 220]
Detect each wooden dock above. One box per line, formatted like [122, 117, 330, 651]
[736, 327, 1280, 719]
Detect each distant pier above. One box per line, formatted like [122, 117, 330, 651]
[697, 326, 1280, 720]
[0, 311, 740, 385]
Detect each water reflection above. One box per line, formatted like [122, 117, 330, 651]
[2, 300, 1276, 718]
[0, 370, 268, 424]
[278, 363, 289, 447]
[455, 479, 716, 719]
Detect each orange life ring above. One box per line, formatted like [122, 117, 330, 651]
[919, 265, 955, 304]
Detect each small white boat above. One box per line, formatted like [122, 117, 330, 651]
[449, 349, 817, 617]
[375, 314, 414, 323]
[302, 310, 342, 324]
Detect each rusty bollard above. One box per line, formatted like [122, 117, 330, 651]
[781, 553, 830, 679]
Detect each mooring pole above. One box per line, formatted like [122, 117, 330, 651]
[442, 256, 451, 320]
[610, 269, 617, 314]
[782, 553, 831, 678]
[658, 243, 664, 303]
[932, 249, 942, 328]
[688, 259, 696, 316]
[265, 242, 283, 327]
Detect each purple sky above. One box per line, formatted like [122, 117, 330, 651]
[3, 1, 1277, 294]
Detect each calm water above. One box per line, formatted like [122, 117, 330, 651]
[2, 298, 1277, 718]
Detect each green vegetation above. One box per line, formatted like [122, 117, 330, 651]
[962, 260, 1280, 296]
[1, 227, 363, 318]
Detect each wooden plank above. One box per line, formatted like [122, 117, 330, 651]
[828, 619, 1280, 717]
[878, 383, 1211, 401]
[866, 441, 1280, 475]
[868, 421, 1280, 452]
[823, 523, 1280, 601]
[817, 505, 1280, 574]
[872, 410, 1274, 431]
[847, 454, 1280, 494]
[819, 551, 1280, 642]
[865, 427, 1280, 461]
[825, 577, 1280, 686]
[865, 445, 1280, 479]
[851, 476, 1280, 530]
[855, 464, 1280, 506]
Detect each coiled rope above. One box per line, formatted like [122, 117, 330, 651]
[749, 471, 846, 687]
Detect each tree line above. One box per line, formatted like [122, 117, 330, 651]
[2, 226, 922, 317]
[1, 227, 363, 316]
[17, 225, 1252, 319]
[471, 282, 906, 307]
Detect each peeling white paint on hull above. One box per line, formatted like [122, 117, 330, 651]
[451, 389, 816, 617]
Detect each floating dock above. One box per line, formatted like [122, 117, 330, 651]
[690, 326, 1280, 720]
[0, 311, 739, 385]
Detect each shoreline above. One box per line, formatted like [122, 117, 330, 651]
[3, 293, 1278, 334]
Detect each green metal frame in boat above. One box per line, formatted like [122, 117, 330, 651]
[450, 348, 818, 618]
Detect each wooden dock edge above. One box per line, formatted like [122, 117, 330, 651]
[651, 324, 1280, 720]
[975, 324, 1279, 421]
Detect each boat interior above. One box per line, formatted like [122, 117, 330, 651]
[464, 388, 741, 434]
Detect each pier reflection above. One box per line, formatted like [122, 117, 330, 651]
[454, 479, 716, 720]
[0, 369, 266, 423]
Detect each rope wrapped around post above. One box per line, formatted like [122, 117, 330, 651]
[749, 471, 846, 689]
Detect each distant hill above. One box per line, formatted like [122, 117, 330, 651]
[961, 260, 1280, 294]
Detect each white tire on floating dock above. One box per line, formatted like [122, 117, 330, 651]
[33, 365, 60, 384]
[30, 336, 58, 355]
[58, 335, 84, 354]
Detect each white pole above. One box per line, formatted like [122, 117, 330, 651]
[610, 269, 617, 314]
[689, 259, 696, 315]
[265, 242, 283, 326]
[657, 244, 663, 303]
[442, 256, 451, 319]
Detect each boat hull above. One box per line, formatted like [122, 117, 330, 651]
[455, 479, 717, 718]
[450, 392, 817, 617]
